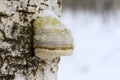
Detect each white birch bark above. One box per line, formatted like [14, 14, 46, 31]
[0, 0, 62, 80]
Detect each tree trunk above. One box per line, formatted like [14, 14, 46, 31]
[0, 0, 62, 80]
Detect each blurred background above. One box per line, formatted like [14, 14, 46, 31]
[58, 0, 120, 80]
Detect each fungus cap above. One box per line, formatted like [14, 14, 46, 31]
[33, 11, 74, 59]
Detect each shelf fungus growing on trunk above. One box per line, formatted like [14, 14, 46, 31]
[33, 10, 74, 59]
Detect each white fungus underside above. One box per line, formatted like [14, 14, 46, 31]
[35, 48, 73, 59]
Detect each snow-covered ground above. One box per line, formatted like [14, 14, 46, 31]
[58, 10, 120, 80]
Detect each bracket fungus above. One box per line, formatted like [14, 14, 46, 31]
[33, 10, 74, 59]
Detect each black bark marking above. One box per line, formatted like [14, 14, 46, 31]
[16, 10, 35, 14]
[40, 60, 47, 66]
[39, 8, 44, 11]
[7, 0, 19, 1]
[11, 22, 18, 34]
[41, 68, 45, 76]
[41, 3, 49, 6]
[52, 57, 60, 63]
[27, 4, 37, 7]
[0, 74, 15, 80]
[0, 12, 9, 22]
[50, 68, 55, 73]
[0, 12, 9, 17]
[57, 0, 62, 8]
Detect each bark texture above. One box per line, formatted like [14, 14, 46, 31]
[0, 0, 62, 80]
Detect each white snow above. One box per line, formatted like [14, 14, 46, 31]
[58, 10, 120, 80]
[41, 10, 59, 19]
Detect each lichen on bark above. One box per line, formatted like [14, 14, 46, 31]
[0, 0, 62, 80]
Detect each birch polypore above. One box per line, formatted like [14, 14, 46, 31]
[33, 10, 74, 59]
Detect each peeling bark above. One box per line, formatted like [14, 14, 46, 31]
[0, 0, 62, 80]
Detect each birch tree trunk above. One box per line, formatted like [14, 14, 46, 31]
[0, 0, 62, 80]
